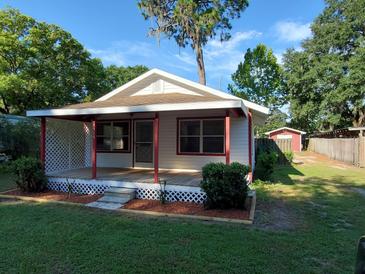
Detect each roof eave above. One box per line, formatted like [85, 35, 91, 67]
[265, 127, 306, 135]
[26, 100, 244, 117]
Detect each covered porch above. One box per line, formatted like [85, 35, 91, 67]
[38, 107, 244, 187]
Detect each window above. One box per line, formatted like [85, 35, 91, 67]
[178, 119, 225, 155]
[96, 121, 130, 152]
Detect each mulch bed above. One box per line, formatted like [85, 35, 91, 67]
[123, 199, 251, 220]
[1, 189, 101, 204]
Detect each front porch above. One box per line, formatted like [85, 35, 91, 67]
[39, 109, 245, 203]
[48, 167, 202, 187]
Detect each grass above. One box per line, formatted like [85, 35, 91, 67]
[1, 152, 365, 273]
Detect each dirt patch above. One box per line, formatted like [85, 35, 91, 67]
[254, 199, 299, 231]
[296, 151, 354, 169]
[123, 199, 250, 220]
[2, 189, 101, 204]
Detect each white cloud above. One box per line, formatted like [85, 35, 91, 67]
[88, 41, 155, 66]
[206, 30, 262, 59]
[88, 31, 261, 90]
[274, 21, 311, 42]
[174, 52, 196, 66]
[164, 30, 261, 87]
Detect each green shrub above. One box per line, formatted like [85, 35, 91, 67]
[255, 151, 278, 181]
[10, 157, 47, 192]
[201, 162, 250, 209]
[284, 151, 294, 164]
[0, 117, 39, 159]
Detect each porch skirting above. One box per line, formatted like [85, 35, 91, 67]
[47, 177, 207, 204]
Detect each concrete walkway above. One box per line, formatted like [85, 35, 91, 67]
[86, 187, 136, 210]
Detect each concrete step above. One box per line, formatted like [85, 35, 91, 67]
[86, 201, 123, 210]
[105, 187, 136, 197]
[103, 192, 135, 199]
[98, 195, 131, 204]
[86, 187, 136, 211]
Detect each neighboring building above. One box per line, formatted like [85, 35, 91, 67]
[265, 127, 306, 152]
[27, 69, 269, 203]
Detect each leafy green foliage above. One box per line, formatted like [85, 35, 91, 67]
[0, 8, 149, 113]
[283, 0, 365, 131]
[284, 151, 294, 164]
[83, 64, 149, 101]
[0, 8, 106, 114]
[104, 65, 148, 93]
[229, 44, 286, 110]
[255, 151, 278, 181]
[138, 0, 248, 84]
[201, 162, 250, 209]
[0, 116, 39, 159]
[255, 109, 288, 137]
[10, 156, 47, 192]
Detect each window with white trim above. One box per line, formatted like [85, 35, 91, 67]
[178, 119, 225, 154]
[96, 121, 130, 152]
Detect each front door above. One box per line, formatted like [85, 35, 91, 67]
[134, 120, 153, 168]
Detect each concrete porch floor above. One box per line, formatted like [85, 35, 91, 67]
[48, 167, 202, 187]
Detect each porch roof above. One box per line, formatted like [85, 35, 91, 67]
[26, 68, 269, 121]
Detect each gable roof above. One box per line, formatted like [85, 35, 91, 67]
[265, 127, 306, 135]
[26, 68, 269, 118]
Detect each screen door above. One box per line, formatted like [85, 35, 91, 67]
[134, 120, 153, 167]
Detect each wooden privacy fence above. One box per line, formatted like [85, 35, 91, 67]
[256, 138, 292, 153]
[255, 138, 292, 165]
[308, 137, 365, 167]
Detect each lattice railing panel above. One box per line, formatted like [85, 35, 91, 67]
[136, 188, 206, 204]
[48, 179, 109, 195]
[84, 122, 92, 167]
[45, 119, 91, 174]
[47, 179, 206, 203]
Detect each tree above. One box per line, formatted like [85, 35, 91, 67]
[83, 64, 149, 102]
[283, 0, 365, 131]
[255, 109, 288, 137]
[228, 44, 286, 110]
[104, 65, 149, 92]
[138, 0, 248, 85]
[0, 8, 104, 114]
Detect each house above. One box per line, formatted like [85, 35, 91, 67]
[27, 69, 269, 203]
[265, 127, 306, 152]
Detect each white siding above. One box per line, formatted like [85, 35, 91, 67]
[158, 110, 248, 170]
[96, 109, 250, 171]
[230, 117, 248, 164]
[131, 78, 202, 96]
[97, 153, 132, 168]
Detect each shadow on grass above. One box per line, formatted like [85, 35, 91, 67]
[254, 171, 365, 235]
[268, 164, 305, 185]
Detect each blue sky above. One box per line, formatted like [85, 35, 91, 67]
[1, 0, 324, 91]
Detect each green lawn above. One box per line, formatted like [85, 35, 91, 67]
[1, 152, 365, 273]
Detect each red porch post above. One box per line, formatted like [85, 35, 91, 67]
[225, 111, 230, 164]
[154, 112, 159, 183]
[40, 117, 46, 169]
[92, 118, 97, 179]
[248, 110, 252, 168]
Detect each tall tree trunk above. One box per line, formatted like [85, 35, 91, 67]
[353, 109, 365, 127]
[194, 43, 206, 85]
[0, 95, 10, 114]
